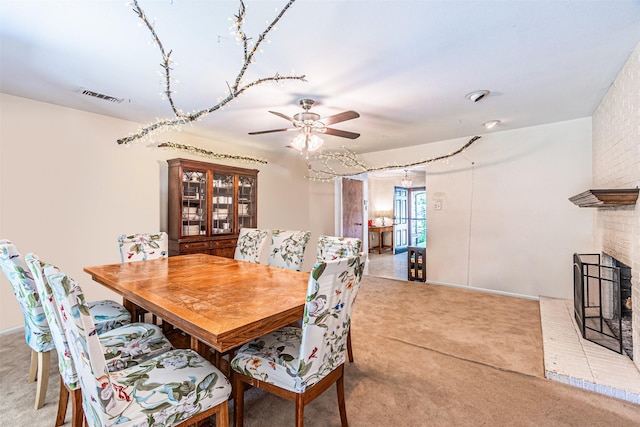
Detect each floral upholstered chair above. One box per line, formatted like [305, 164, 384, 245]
[316, 235, 362, 262]
[231, 254, 365, 427]
[26, 253, 174, 427]
[44, 264, 232, 427]
[234, 228, 270, 263]
[316, 235, 363, 363]
[118, 232, 169, 323]
[0, 240, 131, 410]
[118, 232, 168, 262]
[267, 229, 311, 271]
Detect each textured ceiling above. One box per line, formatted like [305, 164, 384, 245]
[1, 0, 639, 157]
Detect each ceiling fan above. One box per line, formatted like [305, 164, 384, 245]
[249, 99, 360, 157]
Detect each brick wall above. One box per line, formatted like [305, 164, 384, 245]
[592, 42, 640, 369]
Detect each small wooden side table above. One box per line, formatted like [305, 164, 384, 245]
[368, 225, 394, 254]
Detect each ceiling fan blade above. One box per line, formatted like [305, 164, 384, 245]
[248, 128, 295, 135]
[324, 128, 360, 139]
[320, 111, 360, 126]
[269, 111, 295, 123]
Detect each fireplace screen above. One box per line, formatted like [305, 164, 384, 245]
[573, 253, 623, 354]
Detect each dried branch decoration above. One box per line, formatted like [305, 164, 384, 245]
[307, 136, 481, 181]
[157, 142, 267, 165]
[118, 0, 305, 145]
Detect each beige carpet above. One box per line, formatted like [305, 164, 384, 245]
[1, 276, 639, 426]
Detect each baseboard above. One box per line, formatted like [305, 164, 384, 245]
[426, 280, 539, 301]
[0, 325, 23, 336]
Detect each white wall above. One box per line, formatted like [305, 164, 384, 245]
[0, 92, 597, 333]
[0, 93, 332, 331]
[360, 118, 594, 299]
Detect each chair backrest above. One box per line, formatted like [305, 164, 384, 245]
[0, 240, 54, 353]
[316, 235, 362, 262]
[296, 254, 365, 391]
[118, 232, 168, 263]
[267, 230, 311, 271]
[44, 265, 126, 425]
[234, 228, 270, 263]
[25, 253, 79, 389]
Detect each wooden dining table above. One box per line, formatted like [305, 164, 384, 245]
[83, 254, 309, 360]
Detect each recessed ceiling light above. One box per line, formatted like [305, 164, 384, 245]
[483, 120, 500, 129]
[465, 90, 490, 102]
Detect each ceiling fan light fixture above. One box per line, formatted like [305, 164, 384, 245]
[308, 134, 324, 151]
[483, 120, 501, 129]
[465, 90, 490, 102]
[291, 134, 306, 151]
[291, 133, 324, 153]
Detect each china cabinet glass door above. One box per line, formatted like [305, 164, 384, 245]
[212, 173, 234, 235]
[181, 168, 207, 237]
[238, 175, 257, 229]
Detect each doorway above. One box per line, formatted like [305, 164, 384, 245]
[394, 186, 426, 250]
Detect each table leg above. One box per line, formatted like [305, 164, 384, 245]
[190, 336, 208, 357]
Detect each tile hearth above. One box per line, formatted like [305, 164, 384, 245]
[540, 297, 640, 404]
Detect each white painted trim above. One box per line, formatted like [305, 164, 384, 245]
[426, 280, 539, 301]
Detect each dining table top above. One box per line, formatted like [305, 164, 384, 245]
[83, 253, 309, 353]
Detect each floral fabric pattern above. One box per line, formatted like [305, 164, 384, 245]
[45, 266, 231, 427]
[316, 235, 362, 262]
[267, 229, 311, 271]
[0, 240, 131, 352]
[118, 232, 168, 263]
[234, 228, 269, 263]
[231, 254, 365, 393]
[86, 300, 131, 335]
[26, 254, 174, 390]
[0, 240, 54, 353]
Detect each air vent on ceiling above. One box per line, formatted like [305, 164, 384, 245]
[77, 87, 125, 104]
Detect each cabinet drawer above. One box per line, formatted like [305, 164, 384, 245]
[180, 241, 211, 251]
[211, 239, 237, 248]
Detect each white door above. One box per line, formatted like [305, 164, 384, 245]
[394, 186, 408, 253]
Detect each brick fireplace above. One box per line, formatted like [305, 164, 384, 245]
[592, 42, 639, 372]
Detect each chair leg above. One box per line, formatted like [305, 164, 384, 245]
[346, 329, 354, 363]
[217, 400, 230, 427]
[56, 377, 69, 426]
[34, 350, 50, 409]
[295, 394, 305, 427]
[29, 349, 38, 382]
[336, 369, 348, 427]
[233, 374, 246, 427]
[70, 388, 84, 427]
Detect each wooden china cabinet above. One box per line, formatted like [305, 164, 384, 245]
[167, 158, 258, 258]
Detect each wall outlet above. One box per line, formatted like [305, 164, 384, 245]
[434, 200, 442, 210]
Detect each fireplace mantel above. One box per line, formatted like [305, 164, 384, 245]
[569, 188, 639, 208]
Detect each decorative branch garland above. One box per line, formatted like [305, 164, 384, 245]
[306, 136, 481, 181]
[118, 0, 305, 145]
[157, 142, 267, 165]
